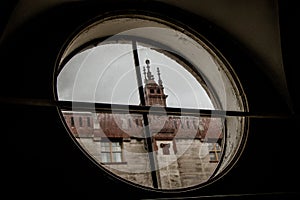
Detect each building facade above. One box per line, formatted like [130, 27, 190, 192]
[62, 60, 223, 189]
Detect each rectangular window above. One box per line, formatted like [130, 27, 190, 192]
[87, 117, 91, 127]
[193, 120, 197, 129]
[186, 121, 190, 129]
[79, 117, 83, 127]
[180, 121, 184, 129]
[70, 117, 74, 127]
[160, 143, 171, 155]
[173, 120, 178, 129]
[128, 119, 132, 128]
[208, 143, 221, 163]
[101, 140, 123, 163]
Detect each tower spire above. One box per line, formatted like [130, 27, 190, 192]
[157, 67, 163, 87]
[145, 59, 154, 81]
[143, 66, 147, 83]
[143, 59, 168, 106]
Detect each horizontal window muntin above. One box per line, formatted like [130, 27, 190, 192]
[58, 100, 250, 117]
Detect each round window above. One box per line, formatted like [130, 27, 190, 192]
[54, 13, 248, 192]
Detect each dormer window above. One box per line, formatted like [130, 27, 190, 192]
[160, 143, 171, 155]
[70, 117, 74, 127]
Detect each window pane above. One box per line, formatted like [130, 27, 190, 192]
[148, 114, 224, 188]
[57, 43, 140, 105]
[101, 153, 111, 163]
[101, 142, 110, 152]
[112, 143, 121, 152]
[113, 152, 122, 162]
[210, 153, 218, 161]
[137, 42, 214, 110]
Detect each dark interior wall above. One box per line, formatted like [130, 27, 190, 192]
[0, 1, 298, 199]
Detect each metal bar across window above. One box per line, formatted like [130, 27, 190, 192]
[132, 40, 159, 189]
[57, 100, 290, 119]
[0, 97, 290, 119]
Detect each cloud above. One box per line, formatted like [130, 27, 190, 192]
[57, 43, 214, 109]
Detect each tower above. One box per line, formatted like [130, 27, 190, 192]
[143, 59, 168, 106]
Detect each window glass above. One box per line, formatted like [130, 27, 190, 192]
[55, 15, 248, 191]
[57, 42, 214, 110]
[57, 43, 140, 105]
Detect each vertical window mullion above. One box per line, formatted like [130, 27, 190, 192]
[132, 40, 159, 189]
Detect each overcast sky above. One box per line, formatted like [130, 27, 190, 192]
[57, 43, 214, 109]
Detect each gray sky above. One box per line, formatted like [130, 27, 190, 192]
[57, 43, 214, 109]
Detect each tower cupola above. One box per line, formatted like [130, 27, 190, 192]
[143, 59, 168, 106]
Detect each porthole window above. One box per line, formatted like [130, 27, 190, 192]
[54, 14, 248, 192]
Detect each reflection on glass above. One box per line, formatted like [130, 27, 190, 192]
[57, 42, 214, 110]
[58, 41, 226, 189]
[57, 36, 248, 190]
[148, 114, 224, 189]
[57, 43, 140, 105]
[62, 110, 224, 189]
